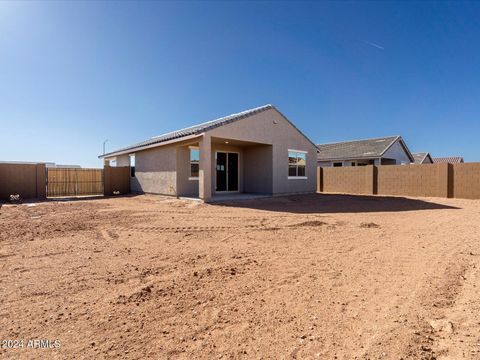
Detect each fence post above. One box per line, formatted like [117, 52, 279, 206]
[317, 167, 323, 192]
[365, 165, 376, 195]
[36, 163, 46, 199]
[436, 163, 450, 198]
[447, 163, 454, 198]
[103, 164, 110, 196]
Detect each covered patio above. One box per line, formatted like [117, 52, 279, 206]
[176, 135, 274, 201]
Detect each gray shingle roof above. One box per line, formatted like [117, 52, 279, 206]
[432, 157, 464, 164]
[101, 104, 317, 158]
[100, 105, 275, 158]
[412, 152, 434, 164]
[317, 136, 408, 161]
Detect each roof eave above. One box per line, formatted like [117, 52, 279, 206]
[98, 133, 204, 159]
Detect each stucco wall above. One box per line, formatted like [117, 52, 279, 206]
[207, 108, 317, 195]
[243, 145, 273, 193]
[176, 145, 199, 197]
[131, 145, 177, 195]
[115, 155, 130, 167]
[383, 141, 411, 165]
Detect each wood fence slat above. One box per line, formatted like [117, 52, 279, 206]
[47, 168, 104, 197]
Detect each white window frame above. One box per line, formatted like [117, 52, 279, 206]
[288, 149, 308, 180]
[189, 146, 199, 180]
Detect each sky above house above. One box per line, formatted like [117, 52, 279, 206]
[1, 1, 480, 167]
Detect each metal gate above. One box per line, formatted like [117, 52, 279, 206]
[46, 168, 104, 197]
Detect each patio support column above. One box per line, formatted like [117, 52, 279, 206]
[199, 135, 212, 202]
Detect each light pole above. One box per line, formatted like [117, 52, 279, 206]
[103, 139, 108, 155]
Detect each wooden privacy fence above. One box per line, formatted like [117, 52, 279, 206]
[1, 163, 131, 200]
[318, 163, 480, 200]
[47, 168, 104, 197]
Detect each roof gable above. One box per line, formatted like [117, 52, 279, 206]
[412, 152, 433, 164]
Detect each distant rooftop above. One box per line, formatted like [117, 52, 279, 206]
[432, 157, 464, 164]
[317, 136, 413, 161]
[412, 152, 432, 164]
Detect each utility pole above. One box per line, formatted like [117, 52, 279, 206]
[103, 139, 108, 155]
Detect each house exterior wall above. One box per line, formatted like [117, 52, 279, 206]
[131, 144, 177, 195]
[117, 108, 316, 198]
[382, 141, 411, 165]
[176, 145, 199, 197]
[318, 161, 334, 167]
[207, 108, 317, 195]
[243, 145, 273, 193]
[115, 155, 130, 167]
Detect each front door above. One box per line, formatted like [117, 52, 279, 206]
[216, 152, 238, 192]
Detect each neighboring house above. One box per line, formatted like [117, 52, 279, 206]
[45, 163, 82, 168]
[432, 157, 464, 164]
[99, 105, 318, 201]
[317, 136, 414, 167]
[0, 161, 81, 168]
[412, 152, 434, 164]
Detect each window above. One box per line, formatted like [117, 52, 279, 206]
[333, 162, 343, 167]
[130, 155, 135, 177]
[190, 148, 199, 179]
[288, 150, 307, 179]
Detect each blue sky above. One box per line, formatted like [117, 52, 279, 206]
[1, 1, 479, 167]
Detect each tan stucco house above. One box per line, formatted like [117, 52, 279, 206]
[99, 105, 318, 202]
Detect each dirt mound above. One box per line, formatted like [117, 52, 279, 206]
[360, 222, 380, 228]
[288, 220, 328, 227]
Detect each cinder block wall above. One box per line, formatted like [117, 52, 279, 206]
[452, 163, 480, 199]
[0, 163, 46, 200]
[318, 163, 480, 200]
[322, 166, 374, 195]
[377, 164, 449, 198]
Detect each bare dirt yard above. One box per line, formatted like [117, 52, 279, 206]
[1, 194, 480, 359]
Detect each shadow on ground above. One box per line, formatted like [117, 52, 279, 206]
[216, 193, 459, 214]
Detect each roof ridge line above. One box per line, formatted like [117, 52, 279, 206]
[151, 104, 273, 140]
[317, 135, 400, 146]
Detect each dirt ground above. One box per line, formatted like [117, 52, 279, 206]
[1, 193, 480, 360]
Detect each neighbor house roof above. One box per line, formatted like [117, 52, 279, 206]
[100, 104, 317, 158]
[412, 152, 433, 164]
[317, 136, 414, 162]
[432, 157, 464, 164]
